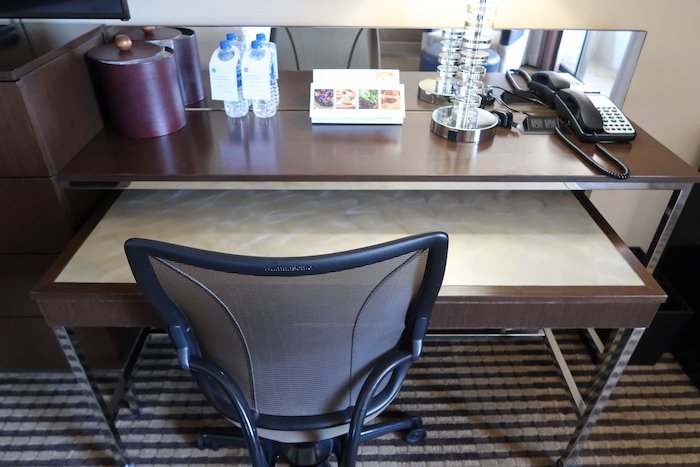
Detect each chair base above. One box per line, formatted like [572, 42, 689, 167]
[282, 439, 336, 467]
[197, 414, 426, 467]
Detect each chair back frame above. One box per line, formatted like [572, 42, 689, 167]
[125, 232, 448, 467]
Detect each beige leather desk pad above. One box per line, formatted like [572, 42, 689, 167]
[56, 189, 643, 294]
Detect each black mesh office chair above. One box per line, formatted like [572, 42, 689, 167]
[124, 232, 448, 467]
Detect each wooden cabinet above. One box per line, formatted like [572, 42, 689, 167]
[0, 177, 99, 253]
[0, 23, 105, 177]
[0, 23, 121, 368]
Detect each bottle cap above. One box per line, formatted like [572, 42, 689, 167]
[219, 40, 233, 49]
[256, 33, 266, 41]
[251, 40, 262, 48]
[226, 33, 238, 41]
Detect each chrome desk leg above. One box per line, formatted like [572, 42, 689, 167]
[644, 185, 693, 273]
[544, 329, 586, 418]
[556, 327, 644, 467]
[53, 326, 135, 467]
[107, 328, 152, 419]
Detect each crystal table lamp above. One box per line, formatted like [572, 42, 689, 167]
[419, 0, 499, 142]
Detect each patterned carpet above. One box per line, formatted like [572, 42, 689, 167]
[2, 332, 700, 467]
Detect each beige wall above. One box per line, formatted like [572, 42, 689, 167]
[87, 0, 700, 248]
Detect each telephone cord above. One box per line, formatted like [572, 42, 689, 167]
[554, 126, 630, 180]
[505, 68, 532, 91]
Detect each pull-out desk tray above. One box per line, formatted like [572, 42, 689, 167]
[36, 188, 664, 329]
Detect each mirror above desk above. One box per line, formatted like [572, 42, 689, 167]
[2, 23, 640, 109]
[177, 26, 644, 109]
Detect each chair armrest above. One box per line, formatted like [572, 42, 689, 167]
[188, 356, 269, 467]
[340, 350, 414, 467]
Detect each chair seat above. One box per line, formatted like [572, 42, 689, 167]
[227, 411, 382, 443]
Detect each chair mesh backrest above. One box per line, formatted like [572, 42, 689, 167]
[148, 249, 428, 417]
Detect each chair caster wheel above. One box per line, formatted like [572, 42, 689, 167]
[405, 427, 427, 444]
[198, 437, 220, 451]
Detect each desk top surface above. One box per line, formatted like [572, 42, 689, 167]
[60, 72, 699, 188]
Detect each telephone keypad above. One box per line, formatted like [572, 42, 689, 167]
[599, 107, 634, 133]
[588, 95, 636, 135]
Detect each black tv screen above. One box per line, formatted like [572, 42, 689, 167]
[0, 0, 130, 20]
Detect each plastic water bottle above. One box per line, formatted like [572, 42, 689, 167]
[256, 33, 279, 107]
[267, 72, 280, 113]
[226, 33, 247, 60]
[217, 40, 248, 118]
[226, 33, 251, 109]
[243, 40, 277, 118]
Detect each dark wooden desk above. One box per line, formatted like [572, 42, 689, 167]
[61, 99, 694, 187]
[59, 72, 699, 272]
[33, 72, 700, 467]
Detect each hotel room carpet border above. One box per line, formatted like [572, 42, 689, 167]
[2, 333, 700, 466]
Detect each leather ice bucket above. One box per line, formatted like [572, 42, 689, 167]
[88, 37, 186, 139]
[118, 26, 205, 105]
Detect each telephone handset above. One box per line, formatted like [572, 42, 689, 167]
[553, 88, 632, 179]
[519, 70, 633, 178]
[554, 88, 636, 143]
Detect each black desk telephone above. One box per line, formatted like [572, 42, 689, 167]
[526, 71, 634, 179]
[527, 71, 636, 143]
[554, 88, 636, 143]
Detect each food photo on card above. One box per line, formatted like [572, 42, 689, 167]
[334, 89, 357, 109]
[358, 89, 379, 109]
[309, 86, 405, 124]
[313, 89, 334, 109]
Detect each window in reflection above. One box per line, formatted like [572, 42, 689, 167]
[381, 28, 643, 107]
[558, 30, 641, 103]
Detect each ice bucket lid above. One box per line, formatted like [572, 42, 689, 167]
[125, 26, 182, 42]
[87, 36, 165, 65]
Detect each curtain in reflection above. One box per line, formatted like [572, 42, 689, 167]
[523, 29, 564, 71]
[609, 31, 645, 107]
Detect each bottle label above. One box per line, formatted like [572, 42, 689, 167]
[209, 48, 241, 102]
[242, 50, 272, 100]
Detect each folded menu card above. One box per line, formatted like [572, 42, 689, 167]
[309, 69, 405, 124]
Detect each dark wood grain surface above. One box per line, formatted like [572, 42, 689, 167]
[1, 29, 105, 177]
[60, 106, 698, 186]
[59, 71, 699, 186]
[0, 23, 104, 80]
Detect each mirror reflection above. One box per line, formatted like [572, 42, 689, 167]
[190, 27, 643, 107]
